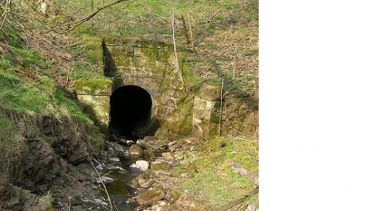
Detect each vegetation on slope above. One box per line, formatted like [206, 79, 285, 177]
[0, 13, 104, 171]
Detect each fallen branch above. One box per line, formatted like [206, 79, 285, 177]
[181, 14, 193, 48]
[87, 155, 114, 211]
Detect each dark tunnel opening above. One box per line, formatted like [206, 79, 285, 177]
[109, 85, 157, 140]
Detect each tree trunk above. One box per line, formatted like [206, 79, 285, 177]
[181, 14, 194, 48]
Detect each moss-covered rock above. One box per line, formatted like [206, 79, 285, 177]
[135, 187, 165, 206]
[74, 79, 112, 95]
[74, 79, 112, 125]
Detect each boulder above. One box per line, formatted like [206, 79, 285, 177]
[137, 178, 155, 189]
[129, 144, 143, 157]
[135, 187, 165, 206]
[165, 189, 183, 204]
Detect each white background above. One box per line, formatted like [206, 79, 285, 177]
[261, 0, 375, 210]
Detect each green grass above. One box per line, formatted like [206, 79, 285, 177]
[0, 69, 92, 124]
[175, 136, 258, 208]
[70, 34, 104, 80]
[0, 22, 105, 163]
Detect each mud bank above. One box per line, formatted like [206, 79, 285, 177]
[0, 109, 108, 210]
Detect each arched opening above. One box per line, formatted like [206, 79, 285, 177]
[109, 85, 155, 140]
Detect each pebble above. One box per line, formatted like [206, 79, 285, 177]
[93, 198, 108, 207]
[96, 164, 104, 171]
[109, 157, 120, 162]
[246, 204, 259, 211]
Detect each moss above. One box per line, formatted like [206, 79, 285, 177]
[74, 79, 112, 94]
[155, 95, 195, 138]
[180, 58, 204, 87]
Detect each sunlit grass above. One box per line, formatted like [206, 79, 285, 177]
[176, 136, 258, 208]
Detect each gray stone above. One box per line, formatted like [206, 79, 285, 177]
[130, 160, 149, 171]
[137, 178, 155, 189]
[246, 204, 259, 211]
[93, 198, 108, 207]
[96, 164, 104, 171]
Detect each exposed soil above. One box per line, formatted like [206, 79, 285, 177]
[0, 110, 108, 210]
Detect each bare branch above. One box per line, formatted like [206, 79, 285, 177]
[87, 155, 114, 211]
[48, 0, 132, 34]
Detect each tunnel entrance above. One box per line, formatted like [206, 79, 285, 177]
[109, 85, 154, 140]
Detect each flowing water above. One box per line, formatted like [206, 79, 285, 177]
[106, 152, 142, 211]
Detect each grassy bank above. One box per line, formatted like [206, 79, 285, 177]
[0, 21, 104, 169]
[175, 136, 259, 209]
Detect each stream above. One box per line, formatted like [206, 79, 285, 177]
[106, 158, 138, 210]
[105, 144, 142, 211]
[104, 139, 166, 211]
